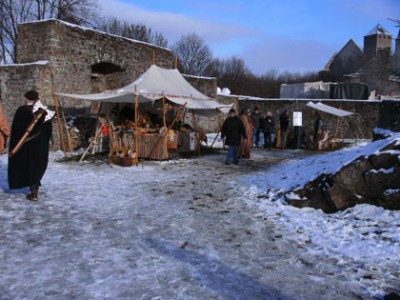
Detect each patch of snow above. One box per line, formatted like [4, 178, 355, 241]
[375, 149, 400, 155]
[373, 127, 396, 137]
[384, 189, 400, 196]
[0, 60, 49, 67]
[366, 167, 395, 174]
[285, 192, 307, 200]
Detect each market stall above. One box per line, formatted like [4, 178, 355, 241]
[57, 65, 230, 165]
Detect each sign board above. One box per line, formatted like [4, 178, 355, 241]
[293, 111, 302, 126]
[190, 132, 196, 151]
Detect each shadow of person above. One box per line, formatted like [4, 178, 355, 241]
[145, 237, 295, 300]
[0, 158, 27, 195]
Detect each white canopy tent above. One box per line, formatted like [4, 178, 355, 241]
[56, 65, 229, 116]
[306, 101, 354, 117]
[55, 65, 232, 164]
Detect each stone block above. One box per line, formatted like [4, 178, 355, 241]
[331, 158, 371, 195]
[369, 153, 400, 169]
[365, 166, 400, 198]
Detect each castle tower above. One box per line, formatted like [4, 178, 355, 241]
[363, 24, 392, 60]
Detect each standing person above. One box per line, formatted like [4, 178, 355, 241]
[251, 106, 262, 148]
[279, 110, 290, 149]
[0, 100, 10, 154]
[95, 113, 110, 153]
[239, 108, 253, 158]
[8, 90, 53, 201]
[261, 111, 275, 150]
[313, 113, 325, 150]
[221, 108, 246, 165]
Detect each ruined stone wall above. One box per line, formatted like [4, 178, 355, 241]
[15, 19, 174, 109]
[219, 96, 381, 139]
[0, 19, 177, 150]
[0, 62, 52, 120]
[183, 75, 217, 98]
[376, 100, 400, 133]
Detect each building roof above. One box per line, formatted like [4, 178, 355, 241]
[322, 39, 362, 71]
[365, 24, 392, 36]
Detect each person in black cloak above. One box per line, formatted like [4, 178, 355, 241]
[8, 90, 53, 201]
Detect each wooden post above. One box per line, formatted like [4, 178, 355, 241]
[162, 95, 166, 128]
[152, 49, 156, 65]
[333, 101, 343, 147]
[175, 55, 179, 69]
[50, 73, 67, 156]
[62, 108, 75, 155]
[210, 111, 223, 148]
[134, 85, 139, 166]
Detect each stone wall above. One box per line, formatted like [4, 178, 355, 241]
[12, 19, 174, 110]
[0, 62, 52, 120]
[183, 75, 217, 99]
[219, 96, 382, 139]
[0, 19, 177, 150]
[374, 100, 400, 139]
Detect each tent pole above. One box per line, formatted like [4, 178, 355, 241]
[134, 85, 139, 166]
[333, 100, 343, 147]
[162, 95, 166, 128]
[152, 49, 156, 65]
[175, 55, 179, 69]
[50, 72, 67, 156]
[210, 110, 222, 148]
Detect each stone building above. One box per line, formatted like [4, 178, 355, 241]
[320, 24, 400, 97]
[319, 39, 363, 82]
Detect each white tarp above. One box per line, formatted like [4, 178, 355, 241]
[280, 81, 331, 99]
[306, 101, 354, 117]
[56, 65, 228, 113]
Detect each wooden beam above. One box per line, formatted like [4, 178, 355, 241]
[50, 72, 67, 156]
[134, 85, 140, 166]
[152, 49, 156, 65]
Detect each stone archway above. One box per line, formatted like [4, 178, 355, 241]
[91, 61, 125, 93]
[90, 62, 126, 114]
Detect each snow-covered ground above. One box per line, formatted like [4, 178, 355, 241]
[0, 134, 399, 299]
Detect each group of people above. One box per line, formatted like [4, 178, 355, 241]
[221, 107, 288, 165]
[221, 106, 329, 164]
[0, 90, 53, 201]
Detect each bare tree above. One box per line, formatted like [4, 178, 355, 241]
[0, 0, 98, 63]
[172, 33, 212, 76]
[96, 16, 168, 48]
[153, 32, 168, 48]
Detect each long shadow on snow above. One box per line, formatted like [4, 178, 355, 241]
[0, 159, 27, 195]
[145, 237, 294, 300]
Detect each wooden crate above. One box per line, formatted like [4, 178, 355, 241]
[138, 133, 169, 160]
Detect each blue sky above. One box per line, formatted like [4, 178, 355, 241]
[98, 0, 400, 74]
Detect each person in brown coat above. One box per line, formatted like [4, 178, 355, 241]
[239, 108, 253, 158]
[0, 101, 10, 154]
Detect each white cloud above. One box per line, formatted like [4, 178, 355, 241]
[97, 0, 252, 44]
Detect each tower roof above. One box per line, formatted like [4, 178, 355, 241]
[365, 24, 392, 36]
